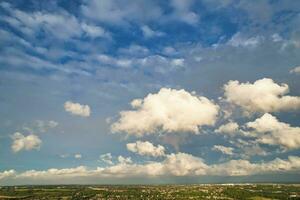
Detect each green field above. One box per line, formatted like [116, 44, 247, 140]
[0, 184, 299, 200]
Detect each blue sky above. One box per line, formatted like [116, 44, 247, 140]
[0, 0, 300, 185]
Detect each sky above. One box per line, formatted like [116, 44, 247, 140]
[0, 0, 300, 185]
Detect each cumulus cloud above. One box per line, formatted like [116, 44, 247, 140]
[212, 145, 234, 155]
[117, 156, 132, 164]
[215, 121, 239, 135]
[64, 101, 91, 117]
[224, 78, 300, 114]
[246, 113, 300, 150]
[208, 156, 300, 176]
[111, 88, 219, 136]
[11, 132, 42, 153]
[2, 154, 300, 183]
[127, 141, 165, 157]
[100, 153, 113, 165]
[290, 66, 300, 74]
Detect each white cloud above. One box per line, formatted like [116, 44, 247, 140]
[80, 0, 198, 27]
[94, 54, 185, 73]
[141, 25, 165, 38]
[11, 132, 42, 153]
[75, 154, 82, 159]
[81, 23, 110, 38]
[246, 113, 300, 150]
[208, 156, 300, 176]
[23, 120, 58, 134]
[271, 33, 283, 42]
[232, 139, 268, 158]
[81, 0, 162, 25]
[64, 101, 91, 117]
[60, 154, 69, 158]
[162, 46, 177, 56]
[100, 153, 113, 165]
[138, 55, 186, 73]
[1, 2, 109, 40]
[290, 66, 300, 74]
[224, 78, 300, 114]
[212, 145, 234, 155]
[171, 58, 185, 67]
[170, 0, 199, 25]
[227, 32, 263, 48]
[127, 141, 165, 157]
[0, 170, 16, 180]
[16, 166, 89, 180]
[215, 121, 239, 135]
[111, 88, 219, 136]
[101, 153, 208, 177]
[160, 153, 208, 176]
[2, 154, 300, 182]
[117, 156, 132, 164]
[118, 44, 149, 56]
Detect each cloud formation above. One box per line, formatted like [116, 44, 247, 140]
[11, 132, 42, 153]
[22, 120, 58, 134]
[227, 32, 263, 48]
[224, 78, 300, 114]
[111, 88, 219, 136]
[290, 66, 300, 74]
[141, 25, 165, 38]
[0, 170, 16, 180]
[81, 0, 162, 25]
[100, 153, 113, 165]
[64, 101, 91, 117]
[212, 145, 234, 155]
[1, 2, 109, 40]
[2, 154, 300, 183]
[127, 141, 165, 157]
[117, 156, 132, 164]
[246, 113, 300, 150]
[215, 121, 239, 135]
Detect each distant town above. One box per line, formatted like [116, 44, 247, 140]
[0, 184, 300, 199]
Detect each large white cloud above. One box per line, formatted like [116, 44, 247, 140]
[111, 88, 219, 136]
[127, 141, 165, 157]
[224, 78, 300, 114]
[64, 101, 91, 117]
[246, 113, 300, 150]
[0, 170, 16, 180]
[11, 132, 42, 153]
[2, 154, 300, 183]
